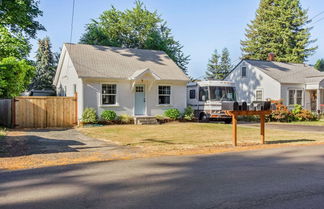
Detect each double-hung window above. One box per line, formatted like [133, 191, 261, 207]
[158, 86, 171, 105]
[288, 90, 303, 105]
[256, 90, 263, 101]
[102, 84, 117, 105]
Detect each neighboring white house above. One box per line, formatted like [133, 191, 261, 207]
[225, 59, 324, 112]
[53, 43, 189, 120]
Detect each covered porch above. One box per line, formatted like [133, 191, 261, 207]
[305, 76, 324, 113]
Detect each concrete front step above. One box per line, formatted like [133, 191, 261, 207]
[134, 116, 158, 125]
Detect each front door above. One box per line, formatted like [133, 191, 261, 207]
[135, 85, 145, 115]
[310, 90, 317, 112]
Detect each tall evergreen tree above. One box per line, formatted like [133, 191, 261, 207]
[241, 0, 317, 63]
[315, 59, 324, 72]
[220, 48, 232, 77]
[80, 1, 189, 74]
[32, 37, 56, 90]
[205, 48, 232, 80]
[205, 50, 220, 80]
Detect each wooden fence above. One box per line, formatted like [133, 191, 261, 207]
[0, 99, 13, 127]
[14, 95, 77, 128]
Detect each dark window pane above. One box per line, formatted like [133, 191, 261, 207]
[159, 86, 171, 95]
[159, 96, 170, 104]
[242, 67, 247, 77]
[289, 90, 295, 105]
[102, 84, 116, 94]
[189, 90, 196, 99]
[136, 86, 144, 92]
[208, 86, 236, 101]
[102, 95, 116, 105]
[199, 87, 209, 101]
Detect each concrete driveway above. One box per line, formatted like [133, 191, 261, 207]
[1, 145, 324, 209]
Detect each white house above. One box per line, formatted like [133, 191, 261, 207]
[225, 59, 324, 112]
[53, 43, 189, 121]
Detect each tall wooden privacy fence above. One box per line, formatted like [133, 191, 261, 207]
[0, 96, 77, 128]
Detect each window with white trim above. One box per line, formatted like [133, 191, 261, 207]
[256, 90, 263, 101]
[102, 84, 117, 105]
[158, 86, 171, 105]
[288, 90, 303, 105]
[241, 66, 247, 77]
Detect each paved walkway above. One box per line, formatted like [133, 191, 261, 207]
[1, 144, 324, 209]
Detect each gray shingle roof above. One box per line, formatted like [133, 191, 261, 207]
[245, 59, 324, 84]
[64, 43, 189, 81]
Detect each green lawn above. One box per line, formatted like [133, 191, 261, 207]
[79, 122, 324, 153]
[270, 120, 324, 126]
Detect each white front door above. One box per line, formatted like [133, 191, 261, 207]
[135, 85, 145, 115]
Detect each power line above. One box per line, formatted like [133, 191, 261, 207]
[69, 0, 75, 44]
[310, 16, 324, 27]
[310, 11, 324, 22]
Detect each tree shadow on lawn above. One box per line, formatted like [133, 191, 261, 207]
[0, 135, 85, 157]
[266, 139, 316, 144]
[1, 144, 324, 209]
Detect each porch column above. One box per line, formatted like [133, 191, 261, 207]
[317, 89, 321, 113]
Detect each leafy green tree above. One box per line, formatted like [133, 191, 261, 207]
[0, 57, 35, 98]
[80, 1, 189, 73]
[0, 0, 44, 39]
[315, 59, 324, 71]
[241, 0, 317, 63]
[205, 48, 232, 80]
[0, 0, 44, 60]
[0, 26, 30, 60]
[32, 37, 56, 90]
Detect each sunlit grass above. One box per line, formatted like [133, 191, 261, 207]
[79, 122, 324, 152]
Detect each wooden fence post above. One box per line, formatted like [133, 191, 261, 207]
[260, 114, 265, 144]
[232, 114, 238, 147]
[74, 93, 78, 125]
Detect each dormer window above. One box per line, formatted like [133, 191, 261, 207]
[241, 66, 247, 77]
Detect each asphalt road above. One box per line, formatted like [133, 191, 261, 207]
[1, 145, 324, 209]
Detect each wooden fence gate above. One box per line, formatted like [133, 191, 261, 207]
[14, 96, 77, 128]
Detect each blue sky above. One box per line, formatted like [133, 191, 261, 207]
[31, 0, 324, 78]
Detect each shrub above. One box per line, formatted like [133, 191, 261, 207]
[268, 101, 294, 122]
[101, 110, 117, 121]
[155, 114, 171, 124]
[82, 108, 98, 123]
[117, 114, 134, 124]
[292, 104, 303, 115]
[238, 115, 260, 122]
[182, 106, 195, 121]
[164, 108, 181, 120]
[268, 102, 317, 122]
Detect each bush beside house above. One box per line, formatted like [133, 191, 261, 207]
[268, 101, 317, 122]
[81, 107, 197, 126]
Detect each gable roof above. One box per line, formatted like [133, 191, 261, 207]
[244, 59, 324, 84]
[62, 43, 189, 81]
